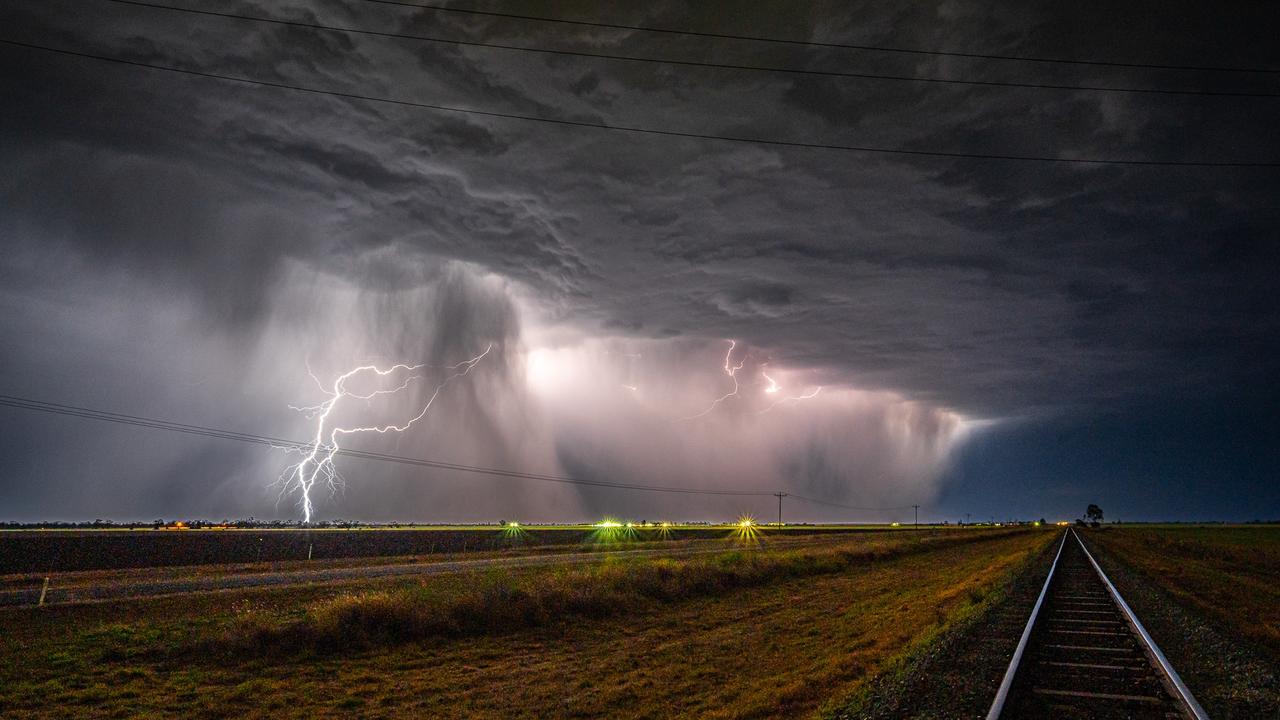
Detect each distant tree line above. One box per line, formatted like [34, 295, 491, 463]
[0, 518, 461, 529]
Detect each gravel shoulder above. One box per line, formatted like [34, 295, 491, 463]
[1080, 530, 1280, 719]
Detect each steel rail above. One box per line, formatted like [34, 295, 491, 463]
[988, 528, 1209, 718]
[1074, 530, 1210, 720]
[985, 529, 1069, 719]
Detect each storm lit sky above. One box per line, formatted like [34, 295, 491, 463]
[2, 1, 1278, 523]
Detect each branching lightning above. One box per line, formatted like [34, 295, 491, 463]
[755, 358, 824, 414]
[761, 365, 781, 394]
[275, 344, 493, 522]
[757, 386, 823, 414]
[679, 341, 821, 420]
[679, 339, 745, 420]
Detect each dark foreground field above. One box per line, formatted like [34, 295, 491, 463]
[0, 527, 1051, 718]
[845, 525, 1280, 719]
[0, 525, 885, 573]
[3, 525, 1274, 718]
[1086, 525, 1280, 717]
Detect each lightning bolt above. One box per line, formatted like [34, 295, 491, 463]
[677, 341, 823, 419]
[758, 385, 822, 414]
[679, 339, 745, 420]
[761, 365, 781, 394]
[276, 344, 493, 522]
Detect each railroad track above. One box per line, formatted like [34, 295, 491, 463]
[987, 529, 1208, 719]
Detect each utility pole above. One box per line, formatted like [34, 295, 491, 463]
[912, 504, 920, 528]
[774, 492, 787, 526]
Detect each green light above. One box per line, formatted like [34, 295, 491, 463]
[587, 517, 636, 544]
[501, 520, 527, 544]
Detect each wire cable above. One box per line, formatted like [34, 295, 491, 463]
[0, 394, 774, 497]
[359, 0, 1280, 75]
[3, 38, 1275, 168]
[103, 0, 1280, 98]
[1, 394, 923, 511]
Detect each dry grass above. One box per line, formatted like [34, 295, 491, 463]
[1088, 526, 1280, 658]
[0, 529, 1054, 718]
[219, 530, 1023, 655]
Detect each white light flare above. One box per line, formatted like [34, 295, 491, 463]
[276, 344, 493, 522]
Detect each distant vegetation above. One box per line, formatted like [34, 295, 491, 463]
[0, 525, 890, 574]
[220, 528, 1028, 655]
[1, 519, 763, 530]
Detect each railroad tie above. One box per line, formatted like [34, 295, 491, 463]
[985, 529, 1206, 720]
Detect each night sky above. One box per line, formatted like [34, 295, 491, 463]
[2, 1, 1277, 523]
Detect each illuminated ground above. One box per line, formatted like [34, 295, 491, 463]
[0, 528, 1050, 718]
[0, 532, 862, 607]
[0, 522, 950, 574]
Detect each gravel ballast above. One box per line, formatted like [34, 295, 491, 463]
[1080, 530, 1280, 719]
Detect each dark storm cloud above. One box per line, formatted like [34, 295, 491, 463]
[720, 279, 795, 308]
[1, 0, 1278, 520]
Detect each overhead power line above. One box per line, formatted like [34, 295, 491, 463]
[0, 393, 924, 513]
[3, 38, 1276, 168]
[0, 393, 774, 497]
[360, 0, 1280, 75]
[103, 0, 1280, 98]
[0, 393, 925, 512]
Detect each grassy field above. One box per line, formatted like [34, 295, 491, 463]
[1087, 525, 1280, 658]
[0, 528, 1052, 718]
[0, 524, 922, 573]
[0, 531, 862, 596]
